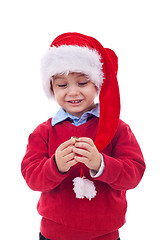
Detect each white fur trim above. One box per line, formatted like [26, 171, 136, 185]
[41, 45, 104, 98]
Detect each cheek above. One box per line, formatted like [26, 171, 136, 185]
[85, 86, 97, 97]
[54, 90, 66, 103]
[52, 90, 59, 102]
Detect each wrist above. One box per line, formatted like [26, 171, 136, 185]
[92, 154, 102, 172]
[90, 154, 105, 178]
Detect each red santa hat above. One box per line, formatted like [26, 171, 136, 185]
[41, 32, 120, 152]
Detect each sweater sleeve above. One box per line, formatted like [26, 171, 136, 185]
[21, 126, 69, 192]
[95, 121, 146, 190]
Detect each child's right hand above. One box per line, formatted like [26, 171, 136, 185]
[55, 138, 77, 174]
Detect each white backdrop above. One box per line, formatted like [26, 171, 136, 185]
[0, 0, 160, 239]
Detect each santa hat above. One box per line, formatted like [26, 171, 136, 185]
[41, 32, 120, 152]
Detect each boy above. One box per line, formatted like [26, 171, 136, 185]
[21, 32, 145, 240]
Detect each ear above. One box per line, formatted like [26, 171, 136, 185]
[94, 85, 99, 95]
[50, 78, 54, 94]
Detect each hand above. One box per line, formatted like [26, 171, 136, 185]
[55, 138, 77, 173]
[73, 137, 101, 172]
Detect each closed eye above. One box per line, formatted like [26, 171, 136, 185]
[78, 82, 88, 86]
[58, 84, 67, 88]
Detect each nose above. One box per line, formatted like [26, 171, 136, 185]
[67, 85, 79, 96]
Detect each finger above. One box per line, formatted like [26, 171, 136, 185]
[61, 146, 74, 157]
[66, 159, 78, 168]
[64, 152, 76, 162]
[74, 155, 88, 164]
[73, 147, 90, 158]
[59, 138, 75, 151]
[75, 141, 92, 152]
[77, 137, 94, 146]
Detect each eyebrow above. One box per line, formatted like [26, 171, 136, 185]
[53, 75, 66, 80]
[76, 73, 87, 78]
[53, 73, 87, 80]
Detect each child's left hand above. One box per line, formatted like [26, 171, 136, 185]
[73, 137, 101, 172]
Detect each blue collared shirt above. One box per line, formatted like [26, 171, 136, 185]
[51, 103, 99, 127]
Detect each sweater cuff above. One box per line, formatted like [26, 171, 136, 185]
[90, 154, 105, 178]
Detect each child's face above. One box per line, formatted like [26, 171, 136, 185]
[51, 72, 98, 118]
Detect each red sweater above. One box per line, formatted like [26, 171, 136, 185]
[21, 117, 145, 240]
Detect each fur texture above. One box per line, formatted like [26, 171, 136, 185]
[41, 45, 104, 98]
[73, 176, 97, 200]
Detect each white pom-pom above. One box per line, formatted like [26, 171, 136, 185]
[83, 178, 97, 200]
[73, 177, 86, 199]
[73, 177, 97, 200]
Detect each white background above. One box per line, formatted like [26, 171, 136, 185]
[0, 0, 160, 239]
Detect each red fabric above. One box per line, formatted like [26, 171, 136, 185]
[21, 118, 145, 240]
[40, 218, 119, 240]
[50, 32, 121, 152]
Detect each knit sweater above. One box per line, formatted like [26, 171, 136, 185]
[21, 117, 145, 240]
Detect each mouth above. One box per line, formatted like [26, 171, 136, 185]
[67, 99, 83, 105]
[68, 100, 82, 103]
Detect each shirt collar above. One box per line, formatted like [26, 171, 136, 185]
[51, 103, 99, 127]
